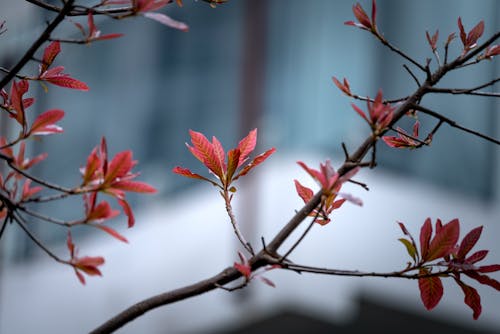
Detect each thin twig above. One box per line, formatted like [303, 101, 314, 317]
[222, 190, 254, 255]
[377, 36, 427, 72]
[403, 64, 421, 87]
[412, 104, 500, 145]
[13, 212, 66, 264]
[279, 213, 318, 262]
[18, 206, 72, 226]
[0, 0, 75, 91]
[8, 161, 79, 193]
[280, 262, 451, 280]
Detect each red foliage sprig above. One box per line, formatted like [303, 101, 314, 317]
[294, 160, 362, 226]
[398, 218, 500, 319]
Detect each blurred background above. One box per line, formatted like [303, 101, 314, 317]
[0, 0, 499, 333]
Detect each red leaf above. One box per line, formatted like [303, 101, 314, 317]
[87, 200, 120, 222]
[454, 278, 482, 320]
[457, 226, 483, 259]
[105, 151, 134, 184]
[211, 136, 226, 174]
[426, 30, 439, 51]
[111, 180, 157, 193]
[234, 147, 276, 180]
[21, 179, 42, 200]
[466, 250, 489, 264]
[398, 221, 411, 236]
[142, 12, 189, 32]
[458, 17, 467, 47]
[41, 41, 61, 74]
[188, 130, 223, 178]
[236, 129, 257, 166]
[426, 218, 460, 262]
[94, 224, 129, 243]
[420, 218, 432, 261]
[465, 271, 500, 291]
[418, 268, 443, 310]
[351, 103, 369, 124]
[467, 20, 484, 48]
[294, 180, 313, 203]
[332, 77, 351, 96]
[172, 166, 216, 184]
[42, 73, 89, 91]
[29, 109, 64, 135]
[478, 264, 500, 273]
[484, 45, 500, 59]
[259, 276, 276, 288]
[81, 148, 101, 186]
[225, 148, 241, 184]
[118, 198, 134, 228]
[352, 3, 371, 29]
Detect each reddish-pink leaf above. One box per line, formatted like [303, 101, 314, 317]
[87, 201, 120, 222]
[484, 45, 500, 58]
[172, 166, 215, 184]
[398, 221, 411, 236]
[234, 262, 251, 279]
[43, 74, 89, 91]
[332, 77, 351, 96]
[352, 3, 371, 29]
[234, 147, 276, 180]
[135, 0, 171, 12]
[370, 0, 377, 29]
[294, 180, 313, 203]
[478, 264, 500, 273]
[29, 109, 64, 135]
[188, 130, 223, 178]
[142, 12, 189, 32]
[426, 218, 460, 262]
[351, 103, 369, 124]
[455, 278, 482, 320]
[41, 41, 61, 74]
[457, 226, 483, 259]
[94, 33, 124, 41]
[466, 250, 488, 264]
[418, 268, 443, 310]
[465, 271, 500, 291]
[118, 198, 134, 228]
[467, 20, 484, 48]
[211, 136, 226, 173]
[259, 276, 276, 288]
[420, 218, 432, 261]
[426, 30, 439, 51]
[21, 179, 42, 200]
[458, 17, 467, 47]
[105, 151, 134, 184]
[74, 256, 105, 276]
[236, 129, 257, 166]
[94, 224, 129, 243]
[111, 180, 157, 193]
[82, 148, 101, 186]
[225, 148, 241, 184]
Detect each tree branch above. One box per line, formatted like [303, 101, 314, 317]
[0, 0, 75, 91]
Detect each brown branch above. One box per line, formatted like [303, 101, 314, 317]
[89, 266, 243, 334]
[0, 0, 75, 91]
[25, 0, 134, 17]
[91, 27, 500, 334]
